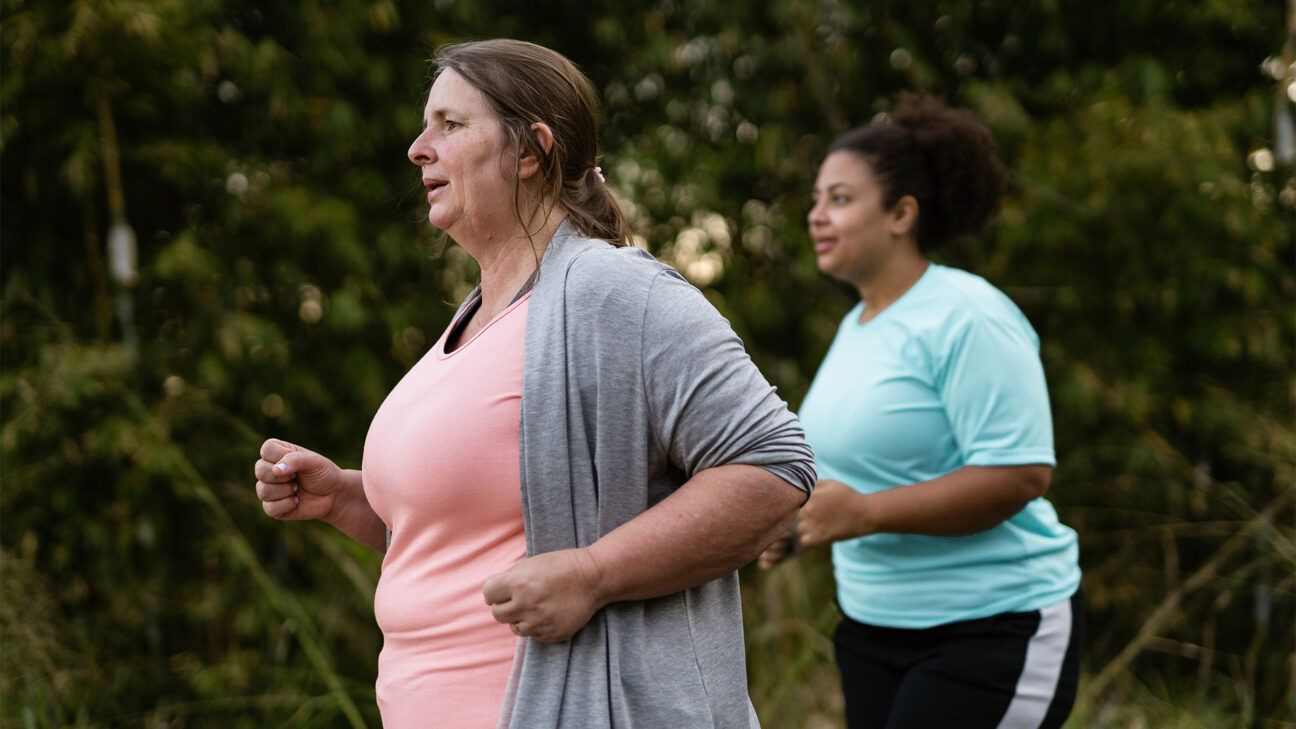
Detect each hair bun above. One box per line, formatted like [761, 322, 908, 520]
[888, 94, 1007, 244]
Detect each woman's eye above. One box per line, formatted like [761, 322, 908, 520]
[444, 120, 461, 130]
[832, 195, 849, 204]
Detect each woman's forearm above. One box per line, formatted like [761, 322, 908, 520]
[794, 465, 1052, 548]
[326, 469, 389, 552]
[584, 464, 804, 604]
[862, 465, 1051, 536]
[482, 463, 805, 643]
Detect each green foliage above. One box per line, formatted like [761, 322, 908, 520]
[2, 0, 1291, 726]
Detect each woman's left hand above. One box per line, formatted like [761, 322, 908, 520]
[795, 479, 872, 548]
[483, 548, 606, 644]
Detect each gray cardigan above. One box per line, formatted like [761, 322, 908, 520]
[489, 221, 816, 729]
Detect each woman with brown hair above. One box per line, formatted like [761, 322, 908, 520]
[761, 96, 1083, 728]
[251, 39, 814, 728]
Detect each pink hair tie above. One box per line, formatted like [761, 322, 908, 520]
[593, 166, 605, 184]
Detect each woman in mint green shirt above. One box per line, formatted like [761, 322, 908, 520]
[761, 95, 1082, 729]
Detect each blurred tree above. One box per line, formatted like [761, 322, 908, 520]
[2, 0, 1291, 726]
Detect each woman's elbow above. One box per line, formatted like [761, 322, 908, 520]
[1015, 465, 1053, 501]
[754, 482, 806, 552]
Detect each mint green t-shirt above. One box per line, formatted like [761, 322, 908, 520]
[799, 264, 1080, 628]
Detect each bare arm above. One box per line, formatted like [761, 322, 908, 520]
[587, 464, 802, 599]
[317, 468, 388, 551]
[794, 464, 1052, 548]
[483, 464, 803, 643]
[254, 439, 388, 552]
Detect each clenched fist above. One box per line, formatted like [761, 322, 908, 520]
[482, 548, 606, 644]
[253, 439, 345, 522]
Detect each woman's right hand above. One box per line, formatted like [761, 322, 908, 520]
[757, 529, 799, 571]
[254, 438, 346, 522]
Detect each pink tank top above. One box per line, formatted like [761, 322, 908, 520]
[362, 294, 529, 729]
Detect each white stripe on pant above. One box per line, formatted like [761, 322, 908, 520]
[995, 597, 1074, 729]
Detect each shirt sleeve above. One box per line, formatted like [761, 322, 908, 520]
[935, 312, 1056, 467]
[639, 269, 816, 495]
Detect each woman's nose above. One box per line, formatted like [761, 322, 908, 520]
[807, 202, 826, 227]
[408, 130, 436, 166]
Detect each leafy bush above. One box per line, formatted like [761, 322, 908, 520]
[2, 0, 1290, 726]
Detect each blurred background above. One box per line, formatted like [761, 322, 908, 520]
[2, 1, 1292, 727]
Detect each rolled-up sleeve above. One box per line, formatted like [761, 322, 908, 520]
[639, 269, 816, 495]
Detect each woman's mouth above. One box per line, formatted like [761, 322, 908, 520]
[424, 179, 448, 203]
[814, 238, 836, 254]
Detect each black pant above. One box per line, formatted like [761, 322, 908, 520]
[833, 591, 1083, 729]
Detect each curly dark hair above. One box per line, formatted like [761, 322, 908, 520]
[828, 94, 1007, 251]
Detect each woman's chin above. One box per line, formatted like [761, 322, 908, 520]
[817, 261, 861, 289]
[425, 209, 459, 233]
[815, 255, 839, 278]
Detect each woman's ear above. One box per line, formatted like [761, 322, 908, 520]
[889, 195, 919, 238]
[518, 122, 555, 180]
